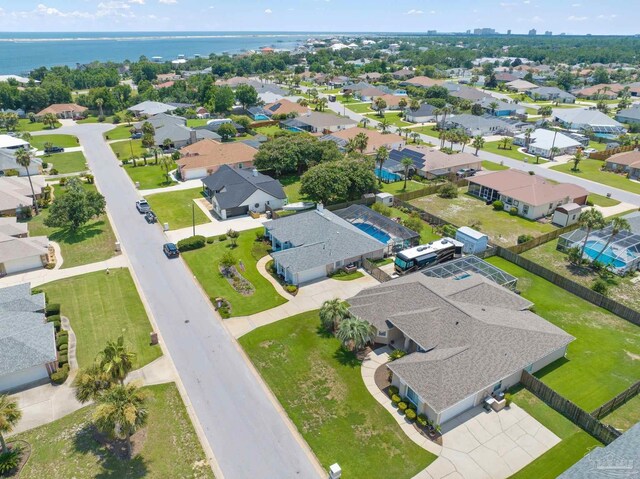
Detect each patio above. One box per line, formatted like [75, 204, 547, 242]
[362, 347, 562, 479]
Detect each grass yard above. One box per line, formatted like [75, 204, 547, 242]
[125, 162, 177, 189]
[410, 189, 556, 246]
[378, 180, 427, 195]
[588, 140, 607, 152]
[410, 125, 440, 138]
[5, 118, 61, 132]
[14, 383, 213, 479]
[601, 395, 640, 432]
[44, 151, 87, 174]
[486, 257, 640, 410]
[30, 134, 79, 150]
[110, 139, 147, 160]
[589, 192, 621, 207]
[104, 123, 135, 140]
[483, 140, 547, 163]
[254, 125, 284, 137]
[345, 102, 373, 114]
[388, 205, 441, 244]
[329, 270, 364, 281]
[186, 118, 209, 127]
[551, 159, 640, 195]
[239, 311, 437, 479]
[481, 160, 509, 171]
[40, 268, 160, 368]
[509, 386, 602, 479]
[26, 183, 117, 268]
[280, 175, 305, 203]
[366, 111, 412, 127]
[522, 239, 640, 312]
[182, 229, 287, 316]
[145, 188, 209, 230]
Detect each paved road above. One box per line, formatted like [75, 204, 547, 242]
[34, 125, 322, 479]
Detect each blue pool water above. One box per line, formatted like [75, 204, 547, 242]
[354, 223, 392, 244]
[594, 133, 619, 140]
[583, 240, 627, 268]
[283, 126, 304, 133]
[376, 168, 401, 182]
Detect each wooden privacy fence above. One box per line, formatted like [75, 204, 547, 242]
[326, 196, 375, 211]
[520, 371, 621, 445]
[588, 144, 635, 161]
[496, 247, 640, 327]
[394, 199, 459, 228]
[506, 223, 580, 254]
[592, 381, 640, 420]
[392, 179, 469, 202]
[363, 259, 392, 283]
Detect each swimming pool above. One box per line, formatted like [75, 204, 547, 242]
[594, 133, 619, 140]
[583, 240, 628, 268]
[376, 168, 401, 182]
[354, 222, 392, 244]
[283, 126, 304, 133]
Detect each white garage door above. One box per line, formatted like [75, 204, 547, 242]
[3, 255, 44, 275]
[439, 394, 477, 425]
[296, 265, 328, 285]
[0, 365, 49, 393]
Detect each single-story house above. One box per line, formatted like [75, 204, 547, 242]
[444, 114, 517, 137]
[1, 108, 26, 118]
[348, 273, 574, 425]
[0, 283, 57, 392]
[264, 205, 385, 285]
[197, 118, 246, 135]
[553, 108, 626, 134]
[526, 87, 576, 103]
[374, 94, 406, 110]
[386, 147, 482, 179]
[0, 176, 46, 216]
[128, 101, 177, 117]
[319, 127, 405, 155]
[341, 81, 374, 94]
[0, 232, 49, 276]
[358, 72, 383, 82]
[442, 83, 491, 102]
[135, 113, 221, 148]
[604, 150, 640, 179]
[36, 103, 87, 119]
[615, 106, 640, 125]
[392, 68, 414, 80]
[177, 139, 258, 180]
[264, 99, 310, 117]
[513, 128, 582, 158]
[468, 169, 589, 220]
[357, 87, 388, 102]
[0, 218, 28, 238]
[201, 165, 286, 219]
[400, 76, 444, 88]
[494, 72, 522, 83]
[552, 203, 584, 227]
[572, 83, 623, 99]
[0, 135, 41, 176]
[280, 112, 357, 134]
[404, 104, 438, 123]
[505, 79, 539, 92]
[477, 97, 525, 117]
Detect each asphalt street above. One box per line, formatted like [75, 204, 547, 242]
[36, 125, 323, 479]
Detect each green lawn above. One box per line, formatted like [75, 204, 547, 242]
[182, 229, 287, 316]
[387, 206, 441, 244]
[509, 386, 602, 479]
[486, 257, 640, 410]
[378, 180, 427, 195]
[30, 134, 79, 151]
[410, 125, 439, 138]
[3, 118, 61, 132]
[366, 111, 412, 127]
[145, 188, 209, 230]
[239, 311, 437, 479]
[254, 125, 284, 137]
[481, 160, 509, 171]
[280, 175, 305, 203]
[588, 140, 607, 152]
[110, 139, 147, 160]
[186, 118, 209, 127]
[483, 140, 547, 163]
[13, 383, 213, 479]
[345, 102, 373, 114]
[601, 395, 640, 432]
[589, 192, 620, 207]
[410, 190, 556, 246]
[40, 268, 161, 368]
[551, 159, 640, 195]
[329, 270, 364, 281]
[104, 123, 135, 140]
[26, 183, 117, 268]
[44, 151, 87, 174]
[125, 162, 177, 189]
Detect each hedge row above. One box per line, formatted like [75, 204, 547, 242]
[177, 235, 206, 252]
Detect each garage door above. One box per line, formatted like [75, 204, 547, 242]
[225, 205, 249, 218]
[0, 365, 49, 393]
[3, 256, 44, 275]
[439, 393, 476, 424]
[296, 265, 328, 285]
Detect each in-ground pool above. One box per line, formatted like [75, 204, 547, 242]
[594, 133, 619, 140]
[283, 126, 304, 133]
[583, 240, 629, 269]
[354, 222, 391, 244]
[376, 168, 401, 182]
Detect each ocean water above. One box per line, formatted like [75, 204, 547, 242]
[0, 31, 324, 74]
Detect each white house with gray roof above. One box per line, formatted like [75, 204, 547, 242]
[348, 273, 573, 425]
[264, 205, 385, 285]
[0, 283, 57, 392]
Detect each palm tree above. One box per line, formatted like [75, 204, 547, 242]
[438, 129, 447, 148]
[401, 157, 413, 190]
[410, 132, 420, 144]
[373, 97, 387, 117]
[123, 110, 134, 126]
[159, 154, 175, 182]
[409, 99, 420, 112]
[0, 395, 21, 454]
[591, 217, 631, 264]
[549, 146, 561, 161]
[336, 318, 375, 352]
[319, 299, 350, 332]
[472, 135, 485, 155]
[15, 147, 39, 215]
[354, 132, 369, 153]
[398, 98, 408, 110]
[360, 117, 370, 128]
[95, 98, 104, 118]
[578, 209, 606, 260]
[488, 101, 499, 115]
[375, 146, 389, 184]
[162, 138, 172, 151]
[42, 112, 58, 129]
[433, 108, 441, 125]
[524, 129, 532, 152]
[571, 149, 585, 172]
[316, 97, 328, 112]
[93, 383, 149, 459]
[378, 118, 391, 134]
[459, 132, 471, 152]
[345, 138, 358, 154]
[99, 336, 136, 384]
[439, 106, 452, 129]
[73, 363, 112, 403]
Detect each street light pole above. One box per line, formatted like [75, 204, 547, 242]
[192, 202, 196, 237]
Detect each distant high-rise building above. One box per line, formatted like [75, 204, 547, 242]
[466, 29, 471, 34]
[545, 31, 552, 36]
[473, 28, 496, 35]
[559, 32, 566, 36]
[427, 30, 437, 35]
[528, 29, 537, 35]
[507, 29, 512, 35]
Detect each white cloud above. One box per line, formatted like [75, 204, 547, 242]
[158, 0, 177, 4]
[96, 1, 135, 17]
[35, 3, 93, 18]
[499, 2, 517, 6]
[129, 0, 145, 4]
[571, 3, 581, 6]
[523, 0, 530, 4]
[597, 14, 617, 19]
[568, 15, 588, 21]
[405, 9, 424, 15]
[264, 8, 272, 14]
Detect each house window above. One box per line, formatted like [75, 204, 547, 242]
[493, 381, 502, 392]
[523, 205, 529, 215]
[513, 200, 519, 207]
[549, 203, 553, 210]
[406, 387, 419, 406]
[377, 330, 387, 337]
[238, 163, 243, 169]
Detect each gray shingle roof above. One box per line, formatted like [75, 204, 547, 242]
[348, 273, 573, 413]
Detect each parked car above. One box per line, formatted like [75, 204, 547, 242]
[130, 132, 142, 139]
[44, 146, 64, 154]
[145, 210, 157, 224]
[163, 243, 179, 258]
[136, 199, 151, 213]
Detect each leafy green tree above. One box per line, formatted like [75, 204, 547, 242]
[439, 182, 458, 199]
[336, 318, 375, 352]
[142, 133, 155, 149]
[254, 135, 342, 176]
[226, 229, 239, 247]
[217, 122, 238, 141]
[42, 112, 58, 129]
[15, 147, 39, 215]
[300, 157, 376, 205]
[141, 121, 155, 136]
[0, 395, 21, 454]
[219, 251, 236, 276]
[214, 85, 235, 113]
[235, 84, 259, 109]
[44, 177, 106, 231]
[402, 213, 423, 234]
[373, 97, 387, 117]
[319, 299, 350, 332]
[538, 105, 553, 118]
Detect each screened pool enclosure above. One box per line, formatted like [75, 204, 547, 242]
[422, 255, 519, 290]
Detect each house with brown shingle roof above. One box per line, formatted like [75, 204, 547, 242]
[36, 103, 87, 119]
[400, 76, 444, 88]
[468, 169, 588, 220]
[604, 149, 640, 180]
[374, 94, 406, 111]
[176, 139, 258, 181]
[319, 127, 405, 155]
[263, 99, 309, 117]
[572, 83, 623, 99]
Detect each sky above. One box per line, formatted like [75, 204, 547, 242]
[0, 0, 633, 35]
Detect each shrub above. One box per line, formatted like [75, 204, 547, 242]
[389, 349, 407, 361]
[255, 230, 265, 241]
[51, 364, 70, 384]
[509, 207, 518, 216]
[586, 200, 594, 207]
[492, 200, 504, 211]
[218, 234, 227, 242]
[56, 335, 68, 348]
[518, 234, 533, 244]
[417, 414, 429, 427]
[58, 354, 68, 367]
[397, 402, 408, 413]
[592, 278, 609, 296]
[391, 394, 401, 404]
[58, 343, 68, 351]
[388, 385, 399, 396]
[371, 202, 392, 217]
[441, 224, 457, 238]
[285, 284, 298, 294]
[47, 314, 61, 325]
[218, 306, 231, 319]
[206, 236, 216, 244]
[405, 409, 417, 421]
[405, 400, 416, 411]
[46, 303, 61, 316]
[31, 288, 43, 295]
[177, 235, 206, 251]
[438, 182, 458, 199]
[98, 114, 106, 122]
[59, 177, 67, 186]
[42, 161, 49, 169]
[0, 447, 22, 474]
[504, 393, 512, 407]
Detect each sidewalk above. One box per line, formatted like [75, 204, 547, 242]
[139, 177, 203, 196]
[165, 207, 268, 243]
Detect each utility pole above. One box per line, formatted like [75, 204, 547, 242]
[192, 202, 196, 237]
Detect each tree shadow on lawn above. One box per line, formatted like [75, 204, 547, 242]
[49, 221, 107, 245]
[73, 423, 149, 479]
[333, 346, 362, 369]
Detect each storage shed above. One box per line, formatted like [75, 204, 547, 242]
[552, 203, 584, 227]
[455, 226, 489, 254]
